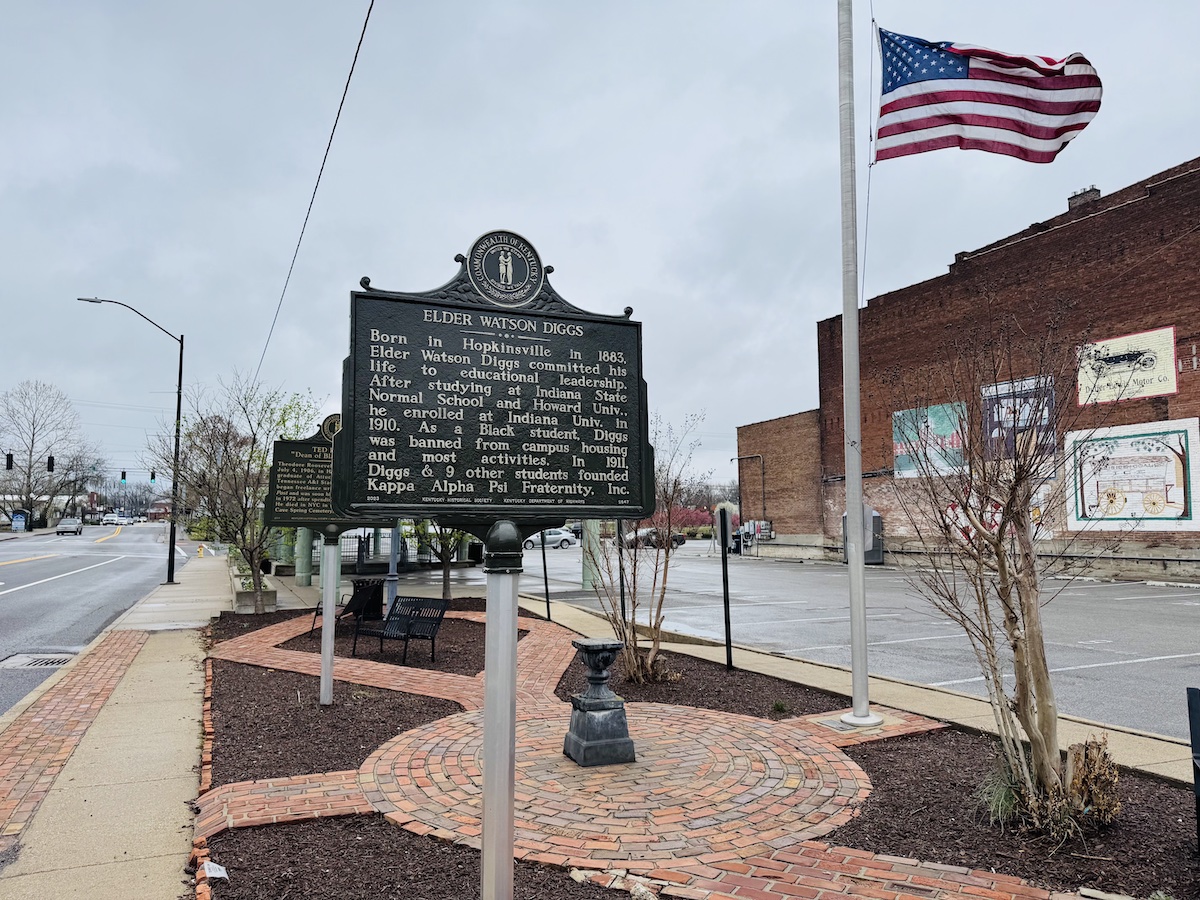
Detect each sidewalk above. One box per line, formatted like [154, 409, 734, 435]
[0, 558, 1191, 900]
[0, 555, 236, 900]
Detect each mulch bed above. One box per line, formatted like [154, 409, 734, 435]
[203, 606, 1200, 900]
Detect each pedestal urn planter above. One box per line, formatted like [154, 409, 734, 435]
[563, 638, 636, 766]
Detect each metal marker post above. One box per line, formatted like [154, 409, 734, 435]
[481, 521, 521, 900]
[540, 533, 552, 621]
[319, 534, 340, 706]
[617, 518, 627, 629]
[1188, 687, 1200, 852]
[837, 0, 881, 727]
[719, 509, 733, 670]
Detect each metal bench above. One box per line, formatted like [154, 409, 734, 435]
[311, 578, 383, 633]
[352, 597, 448, 663]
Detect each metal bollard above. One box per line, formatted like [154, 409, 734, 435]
[1187, 687, 1200, 854]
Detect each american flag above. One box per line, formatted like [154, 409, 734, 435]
[875, 28, 1102, 164]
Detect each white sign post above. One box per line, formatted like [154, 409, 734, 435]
[319, 535, 340, 706]
[480, 521, 521, 900]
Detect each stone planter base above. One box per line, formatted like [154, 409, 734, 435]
[233, 589, 277, 614]
[230, 566, 278, 614]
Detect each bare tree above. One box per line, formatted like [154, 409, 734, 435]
[0, 380, 104, 525]
[586, 412, 711, 683]
[885, 300, 1120, 835]
[147, 374, 317, 612]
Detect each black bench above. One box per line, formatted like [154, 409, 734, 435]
[310, 578, 383, 633]
[352, 597, 448, 663]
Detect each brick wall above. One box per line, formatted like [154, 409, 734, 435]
[736, 410, 824, 554]
[814, 157, 1200, 554]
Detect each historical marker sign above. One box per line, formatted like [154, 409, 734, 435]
[266, 415, 394, 534]
[265, 436, 338, 527]
[335, 231, 654, 523]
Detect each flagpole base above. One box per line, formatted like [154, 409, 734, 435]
[840, 710, 884, 727]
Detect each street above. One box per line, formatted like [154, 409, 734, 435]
[0, 524, 187, 716]
[499, 540, 1200, 740]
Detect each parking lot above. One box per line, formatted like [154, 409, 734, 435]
[503, 540, 1200, 740]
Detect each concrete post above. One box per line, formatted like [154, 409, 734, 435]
[295, 527, 313, 587]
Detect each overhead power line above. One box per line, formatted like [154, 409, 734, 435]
[253, 0, 376, 384]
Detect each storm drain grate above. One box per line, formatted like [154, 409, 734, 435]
[0, 653, 74, 670]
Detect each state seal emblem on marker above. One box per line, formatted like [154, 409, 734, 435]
[467, 230, 544, 307]
[320, 414, 341, 442]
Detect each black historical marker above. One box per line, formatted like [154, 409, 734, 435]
[266, 414, 393, 535]
[334, 231, 654, 524]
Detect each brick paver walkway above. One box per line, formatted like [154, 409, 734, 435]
[0, 630, 148, 856]
[198, 611, 1063, 900]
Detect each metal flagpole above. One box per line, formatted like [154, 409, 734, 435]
[837, 0, 882, 727]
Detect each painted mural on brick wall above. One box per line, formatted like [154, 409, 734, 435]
[982, 376, 1055, 460]
[893, 403, 965, 478]
[1077, 326, 1177, 405]
[1066, 417, 1199, 531]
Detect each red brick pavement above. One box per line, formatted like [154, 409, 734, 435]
[361, 704, 869, 868]
[0, 629, 148, 855]
[199, 611, 1066, 900]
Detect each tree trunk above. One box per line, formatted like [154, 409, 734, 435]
[1013, 513, 1062, 798]
[249, 553, 266, 615]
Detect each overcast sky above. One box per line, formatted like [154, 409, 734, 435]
[4, 1, 1197, 487]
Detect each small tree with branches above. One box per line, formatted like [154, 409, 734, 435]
[586, 412, 711, 683]
[148, 374, 317, 613]
[885, 299, 1121, 836]
[423, 520, 471, 600]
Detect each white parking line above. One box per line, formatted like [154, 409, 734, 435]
[0, 557, 126, 596]
[787, 632, 966, 653]
[1105, 592, 1200, 601]
[755, 613, 903, 626]
[931, 651, 1200, 686]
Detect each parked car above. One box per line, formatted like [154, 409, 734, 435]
[622, 528, 686, 549]
[523, 528, 578, 550]
[568, 522, 583, 539]
[56, 517, 83, 536]
[101, 513, 121, 526]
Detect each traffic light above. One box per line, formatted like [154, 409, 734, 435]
[150, 470, 156, 484]
[47, 456, 54, 472]
[120, 470, 127, 484]
[4, 453, 11, 470]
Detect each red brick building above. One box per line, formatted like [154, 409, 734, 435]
[737, 156, 1200, 573]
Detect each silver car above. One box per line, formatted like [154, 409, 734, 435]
[523, 528, 578, 550]
[56, 517, 83, 536]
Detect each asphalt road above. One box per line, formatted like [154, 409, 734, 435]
[0, 524, 187, 716]
[502, 540, 1200, 740]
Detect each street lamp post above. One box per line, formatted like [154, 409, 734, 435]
[78, 298, 184, 584]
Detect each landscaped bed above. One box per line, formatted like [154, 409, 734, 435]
[202, 605, 1198, 900]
